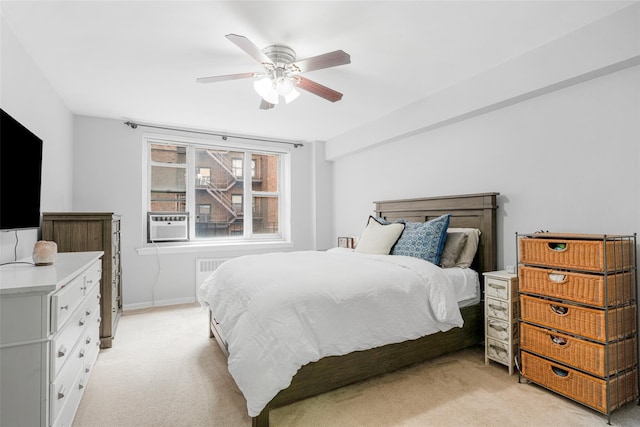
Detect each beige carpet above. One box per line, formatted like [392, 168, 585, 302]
[73, 303, 640, 427]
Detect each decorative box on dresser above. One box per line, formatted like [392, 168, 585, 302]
[0, 251, 103, 427]
[517, 233, 638, 422]
[483, 270, 519, 374]
[42, 212, 122, 348]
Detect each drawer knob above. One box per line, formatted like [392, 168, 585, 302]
[550, 334, 568, 346]
[488, 283, 505, 290]
[79, 318, 85, 327]
[57, 345, 67, 358]
[60, 305, 69, 311]
[550, 304, 569, 316]
[86, 308, 92, 316]
[57, 386, 66, 400]
[79, 349, 86, 358]
[86, 336, 92, 345]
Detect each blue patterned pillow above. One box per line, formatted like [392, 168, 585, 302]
[391, 214, 451, 265]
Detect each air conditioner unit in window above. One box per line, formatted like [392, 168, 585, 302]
[147, 212, 189, 242]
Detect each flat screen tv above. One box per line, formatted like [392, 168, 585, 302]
[0, 108, 43, 231]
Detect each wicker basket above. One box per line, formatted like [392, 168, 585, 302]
[518, 266, 636, 307]
[520, 323, 638, 377]
[519, 236, 634, 272]
[520, 295, 637, 342]
[521, 352, 638, 413]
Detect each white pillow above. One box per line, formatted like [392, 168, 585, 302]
[447, 228, 481, 268]
[355, 216, 405, 255]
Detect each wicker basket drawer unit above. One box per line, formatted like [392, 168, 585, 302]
[518, 266, 635, 307]
[517, 233, 638, 420]
[521, 352, 638, 413]
[519, 234, 634, 272]
[520, 323, 637, 377]
[520, 295, 637, 342]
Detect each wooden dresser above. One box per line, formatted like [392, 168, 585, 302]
[517, 233, 638, 421]
[42, 212, 122, 348]
[0, 251, 103, 427]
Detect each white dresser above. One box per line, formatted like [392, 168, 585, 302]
[483, 270, 518, 375]
[0, 251, 103, 427]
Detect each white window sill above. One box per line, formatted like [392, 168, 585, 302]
[136, 240, 295, 256]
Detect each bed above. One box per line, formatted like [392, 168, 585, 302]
[199, 192, 499, 427]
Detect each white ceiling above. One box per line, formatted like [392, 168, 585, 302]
[1, 1, 633, 143]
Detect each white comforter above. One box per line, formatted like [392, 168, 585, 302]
[198, 248, 464, 417]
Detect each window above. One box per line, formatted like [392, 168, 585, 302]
[231, 158, 257, 178]
[146, 136, 289, 244]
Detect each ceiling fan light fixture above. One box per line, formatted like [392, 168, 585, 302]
[284, 88, 300, 104]
[253, 77, 279, 105]
[275, 70, 295, 96]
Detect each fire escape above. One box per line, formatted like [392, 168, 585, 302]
[204, 150, 240, 227]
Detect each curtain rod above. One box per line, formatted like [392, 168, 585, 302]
[123, 121, 304, 148]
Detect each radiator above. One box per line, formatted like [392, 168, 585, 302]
[195, 258, 229, 296]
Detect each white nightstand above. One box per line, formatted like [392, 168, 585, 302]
[483, 270, 518, 374]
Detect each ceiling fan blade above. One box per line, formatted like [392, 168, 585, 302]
[294, 76, 343, 102]
[290, 50, 351, 74]
[226, 34, 274, 66]
[196, 72, 257, 83]
[259, 99, 275, 110]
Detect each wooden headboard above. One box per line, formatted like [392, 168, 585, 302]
[374, 192, 499, 274]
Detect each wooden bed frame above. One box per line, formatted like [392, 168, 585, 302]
[208, 192, 499, 427]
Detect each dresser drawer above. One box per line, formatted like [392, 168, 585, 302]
[486, 338, 510, 365]
[84, 261, 101, 295]
[51, 366, 84, 427]
[519, 237, 634, 272]
[51, 275, 85, 332]
[487, 318, 517, 342]
[82, 323, 101, 383]
[520, 295, 637, 342]
[485, 277, 514, 300]
[82, 284, 100, 320]
[486, 297, 510, 322]
[51, 306, 86, 377]
[520, 323, 637, 377]
[519, 266, 635, 307]
[50, 345, 84, 423]
[521, 351, 638, 413]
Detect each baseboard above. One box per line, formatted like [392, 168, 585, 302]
[123, 296, 196, 311]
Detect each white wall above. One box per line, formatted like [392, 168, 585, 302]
[330, 4, 640, 270]
[0, 15, 74, 264]
[73, 116, 329, 308]
[332, 65, 640, 270]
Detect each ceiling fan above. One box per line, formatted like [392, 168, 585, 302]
[197, 34, 351, 110]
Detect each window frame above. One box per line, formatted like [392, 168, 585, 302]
[142, 133, 291, 248]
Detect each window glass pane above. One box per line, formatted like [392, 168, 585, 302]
[253, 196, 279, 234]
[252, 154, 278, 192]
[194, 148, 244, 238]
[150, 144, 186, 164]
[231, 158, 243, 178]
[150, 165, 186, 212]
